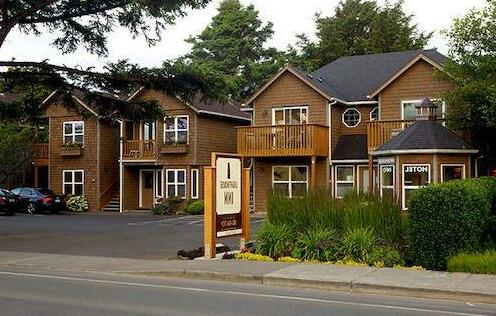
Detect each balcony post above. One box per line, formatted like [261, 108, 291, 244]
[34, 166, 39, 188]
[368, 155, 374, 192]
[310, 156, 316, 191]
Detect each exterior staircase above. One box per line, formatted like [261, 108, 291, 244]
[103, 193, 120, 212]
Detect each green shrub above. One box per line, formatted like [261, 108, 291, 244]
[151, 196, 184, 215]
[339, 226, 377, 262]
[292, 227, 338, 262]
[256, 222, 294, 259]
[367, 246, 404, 268]
[187, 200, 204, 215]
[66, 195, 89, 212]
[236, 253, 273, 262]
[409, 177, 496, 270]
[447, 250, 496, 275]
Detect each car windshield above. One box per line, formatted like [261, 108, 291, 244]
[10, 188, 22, 195]
[37, 188, 55, 195]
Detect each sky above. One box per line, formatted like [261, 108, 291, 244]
[0, 0, 487, 70]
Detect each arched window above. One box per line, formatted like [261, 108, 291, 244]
[342, 108, 361, 128]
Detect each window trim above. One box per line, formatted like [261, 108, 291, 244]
[401, 99, 446, 120]
[155, 169, 163, 198]
[191, 169, 199, 199]
[334, 165, 355, 198]
[402, 164, 431, 210]
[440, 164, 466, 182]
[165, 169, 187, 199]
[370, 107, 379, 121]
[380, 164, 395, 198]
[63, 121, 84, 145]
[163, 115, 189, 144]
[342, 108, 361, 128]
[271, 106, 309, 125]
[62, 170, 84, 196]
[272, 165, 309, 198]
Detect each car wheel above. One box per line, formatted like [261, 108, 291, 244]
[27, 203, 36, 214]
[6, 210, 14, 216]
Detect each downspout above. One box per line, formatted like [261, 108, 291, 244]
[117, 119, 124, 213]
[328, 99, 338, 194]
[96, 119, 101, 211]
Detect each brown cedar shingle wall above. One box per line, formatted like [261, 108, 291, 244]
[196, 116, 241, 165]
[252, 71, 328, 125]
[46, 101, 99, 210]
[379, 60, 453, 120]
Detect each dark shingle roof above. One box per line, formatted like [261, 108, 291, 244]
[0, 92, 23, 104]
[332, 135, 368, 160]
[309, 49, 446, 102]
[375, 120, 473, 153]
[189, 94, 250, 121]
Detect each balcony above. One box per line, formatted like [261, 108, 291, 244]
[237, 124, 329, 157]
[367, 119, 415, 152]
[123, 140, 157, 160]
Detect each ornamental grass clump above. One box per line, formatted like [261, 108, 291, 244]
[447, 250, 496, 275]
[292, 227, 338, 262]
[255, 222, 294, 259]
[339, 226, 377, 262]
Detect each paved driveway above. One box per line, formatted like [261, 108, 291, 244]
[0, 213, 264, 259]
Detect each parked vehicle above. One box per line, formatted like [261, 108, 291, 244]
[10, 187, 66, 214]
[0, 188, 19, 215]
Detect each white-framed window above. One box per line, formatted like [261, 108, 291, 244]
[272, 106, 308, 125]
[156, 170, 163, 198]
[402, 164, 430, 210]
[63, 170, 84, 196]
[141, 120, 156, 141]
[370, 107, 379, 121]
[380, 165, 395, 199]
[272, 165, 308, 198]
[441, 164, 465, 182]
[63, 121, 84, 144]
[342, 108, 361, 128]
[401, 100, 446, 120]
[335, 165, 355, 198]
[164, 115, 189, 144]
[166, 169, 186, 198]
[191, 169, 199, 199]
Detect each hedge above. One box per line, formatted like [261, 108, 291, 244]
[409, 177, 496, 270]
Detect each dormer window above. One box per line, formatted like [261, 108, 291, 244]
[272, 106, 308, 125]
[342, 108, 361, 128]
[164, 115, 189, 144]
[63, 121, 84, 145]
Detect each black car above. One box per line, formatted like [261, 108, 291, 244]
[10, 187, 66, 214]
[0, 188, 18, 215]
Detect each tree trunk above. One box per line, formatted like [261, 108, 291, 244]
[0, 26, 11, 50]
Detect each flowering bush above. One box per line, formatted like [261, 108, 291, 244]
[66, 195, 89, 212]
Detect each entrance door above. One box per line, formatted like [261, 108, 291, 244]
[358, 166, 370, 193]
[140, 170, 155, 208]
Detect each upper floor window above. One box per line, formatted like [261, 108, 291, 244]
[63, 121, 84, 144]
[402, 100, 446, 120]
[272, 106, 308, 125]
[370, 107, 379, 121]
[342, 108, 361, 127]
[141, 121, 156, 141]
[164, 115, 188, 144]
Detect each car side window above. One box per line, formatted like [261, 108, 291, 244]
[20, 188, 30, 196]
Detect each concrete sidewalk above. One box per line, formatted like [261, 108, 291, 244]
[1, 251, 495, 304]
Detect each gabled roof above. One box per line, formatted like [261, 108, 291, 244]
[243, 49, 447, 107]
[129, 87, 250, 122]
[0, 92, 23, 104]
[332, 135, 368, 160]
[372, 120, 478, 156]
[312, 49, 446, 102]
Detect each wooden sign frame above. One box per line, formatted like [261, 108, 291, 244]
[204, 153, 250, 259]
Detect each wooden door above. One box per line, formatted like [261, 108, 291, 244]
[140, 170, 154, 208]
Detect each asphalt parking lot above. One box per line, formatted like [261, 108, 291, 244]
[0, 213, 265, 259]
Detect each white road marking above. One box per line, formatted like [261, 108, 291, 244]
[250, 219, 265, 224]
[127, 216, 199, 226]
[186, 220, 204, 226]
[0, 270, 489, 316]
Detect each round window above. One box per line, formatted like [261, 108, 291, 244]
[342, 108, 361, 127]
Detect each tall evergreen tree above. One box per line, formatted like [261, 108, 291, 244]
[289, 0, 432, 70]
[179, 0, 284, 100]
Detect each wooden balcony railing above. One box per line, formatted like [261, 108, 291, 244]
[123, 140, 156, 159]
[237, 124, 329, 157]
[367, 119, 416, 152]
[33, 143, 49, 160]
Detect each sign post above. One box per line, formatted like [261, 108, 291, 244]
[204, 153, 250, 259]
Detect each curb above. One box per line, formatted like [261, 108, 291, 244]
[126, 269, 496, 304]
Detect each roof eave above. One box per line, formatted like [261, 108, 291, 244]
[371, 148, 479, 156]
